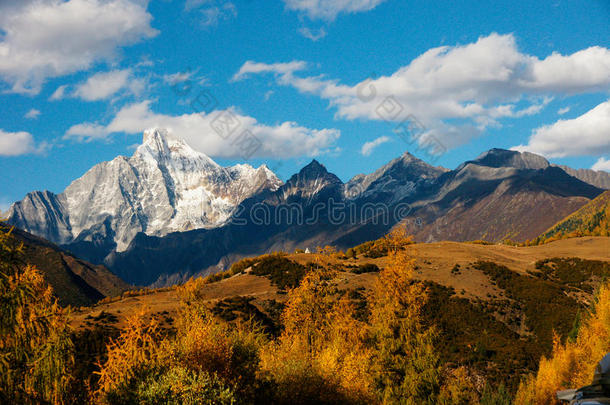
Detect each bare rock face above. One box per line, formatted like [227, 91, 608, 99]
[464, 148, 550, 171]
[553, 165, 610, 189]
[345, 151, 448, 202]
[8, 139, 606, 287]
[8, 128, 282, 252]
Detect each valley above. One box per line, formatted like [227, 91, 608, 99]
[67, 236, 609, 391]
[70, 236, 610, 330]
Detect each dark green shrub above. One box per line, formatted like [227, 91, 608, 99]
[350, 263, 380, 274]
[106, 366, 236, 405]
[250, 256, 311, 290]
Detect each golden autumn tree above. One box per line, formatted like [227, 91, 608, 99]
[324, 295, 378, 401]
[174, 290, 267, 402]
[260, 268, 375, 404]
[516, 281, 610, 404]
[96, 307, 240, 404]
[96, 279, 264, 404]
[0, 225, 75, 404]
[95, 311, 170, 401]
[369, 227, 442, 404]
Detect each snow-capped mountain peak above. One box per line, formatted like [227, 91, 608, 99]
[136, 128, 220, 169]
[8, 128, 282, 252]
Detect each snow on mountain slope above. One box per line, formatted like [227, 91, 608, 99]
[345, 151, 448, 202]
[9, 128, 282, 251]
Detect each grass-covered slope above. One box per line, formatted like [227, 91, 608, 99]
[70, 236, 609, 396]
[536, 190, 610, 243]
[9, 225, 130, 307]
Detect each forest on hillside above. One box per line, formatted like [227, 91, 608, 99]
[1, 224, 609, 404]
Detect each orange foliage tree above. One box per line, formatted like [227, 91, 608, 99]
[516, 281, 610, 404]
[368, 227, 442, 404]
[0, 225, 75, 404]
[259, 267, 375, 404]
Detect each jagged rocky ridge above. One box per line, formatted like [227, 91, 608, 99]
[8, 128, 282, 253]
[8, 131, 605, 285]
[553, 165, 610, 190]
[105, 147, 601, 285]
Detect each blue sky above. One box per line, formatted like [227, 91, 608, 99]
[0, 0, 609, 211]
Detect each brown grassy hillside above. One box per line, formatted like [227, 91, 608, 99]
[9, 226, 130, 307]
[70, 236, 609, 391]
[534, 189, 610, 243]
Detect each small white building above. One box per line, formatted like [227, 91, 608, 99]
[304, 247, 311, 254]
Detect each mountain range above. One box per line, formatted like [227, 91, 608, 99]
[7, 129, 607, 286]
[9, 129, 281, 256]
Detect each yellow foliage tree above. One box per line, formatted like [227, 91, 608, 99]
[260, 268, 375, 404]
[0, 225, 75, 404]
[97, 279, 265, 403]
[95, 311, 169, 398]
[175, 297, 266, 400]
[516, 282, 610, 404]
[437, 367, 480, 405]
[369, 227, 442, 404]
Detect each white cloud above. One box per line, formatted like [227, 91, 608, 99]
[557, 106, 571, 115]
[0, 129, 42, 156]
[361, 136, 390, 156]
[264, 90, 274, 101]
[592, 157, 610, 172]
[163, 70, 208, 88]
[49, 85, 68, 101]
[50, 69, 145, 101]
[513, 100, 610, 157]
[0, 0, 157, 94]
[232, 61, 308, 82]
[520, 46, 610, 93]
[202, 2, 237, 27]
[283, 0, 387, 20]
[65, 100, 341, 158]
[24, 109, 41, 119]
[235, 33, 610, 150]
[299, 27, 327, 41]
[73, 69, 135, 101]
[185, 0, 237, 27]
[163, 71, 194, 85]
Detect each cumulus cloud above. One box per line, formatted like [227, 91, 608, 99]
[557, 106, 571, 115]
[24, 109, 41, 119]
[592, 157, 610, 172]
[0, 129, 45, 156]
[65, 100, 341, 158]
[73, 70, 139, 101]
[49, 85, 68, 101]
[0, 0, 157, 94]
[234, 33, 610, 151]
[520, 46, 610, 93]
[361, 136, 390, 156]
[513, 100, 610, 157]
[49, 69, 145, 101]
[283, 0, 387, 20]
